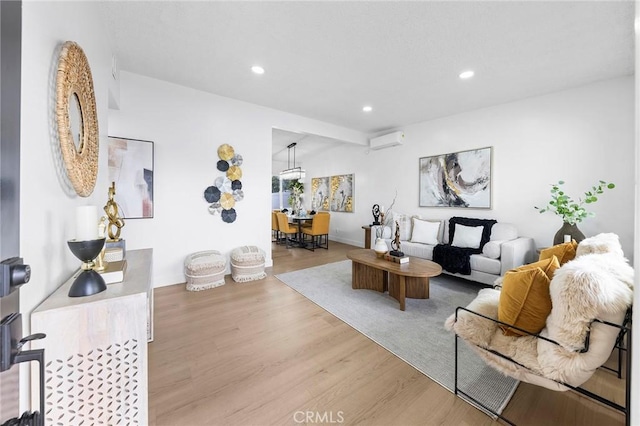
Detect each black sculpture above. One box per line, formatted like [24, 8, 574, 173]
[389, 220, 404, 257]
[371, 204, 381, 225]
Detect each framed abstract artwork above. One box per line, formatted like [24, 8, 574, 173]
[108, 136, 154, 218]
[311, 176, 330, 211]
[419, 147, 492, 208]
[330, 174, 354, 213]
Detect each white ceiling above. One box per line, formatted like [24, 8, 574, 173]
[271, 128, 347, 166]
[100, 1, 634, 160]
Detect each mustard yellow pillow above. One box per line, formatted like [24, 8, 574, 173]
[498, 268, 552, 337]
[514, 255, 560, 280]
[539, 240, 577, 265]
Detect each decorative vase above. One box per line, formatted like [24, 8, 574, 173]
[553, 222, 585, 245]
[373, 238, 388, 258]
[67, 238, 107, 297]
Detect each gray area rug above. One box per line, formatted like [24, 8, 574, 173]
[275, 260, 519, 416]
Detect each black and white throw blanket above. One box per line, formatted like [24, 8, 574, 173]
[433, 217, 497, 275]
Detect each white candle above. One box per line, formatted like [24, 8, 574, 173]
[76, 206, 98, 241]
[563, 235, 571, 243]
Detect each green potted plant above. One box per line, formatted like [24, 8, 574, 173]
[535, 180, 615, 245]
[288, 180, 304, 214]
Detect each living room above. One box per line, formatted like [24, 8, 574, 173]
[5, 1, 638, 425]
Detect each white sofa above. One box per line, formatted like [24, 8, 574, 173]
[370, 217, 536, 285]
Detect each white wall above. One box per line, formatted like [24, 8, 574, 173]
[20, 0, 112, 411]
[109, 72, 367, 287]
[304, 77, 635, 258]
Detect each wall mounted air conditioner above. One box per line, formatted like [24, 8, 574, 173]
[369, 131, 404, 150]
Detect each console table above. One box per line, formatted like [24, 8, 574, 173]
[31, 248, 153, 425]
[362, 225, 371, 249]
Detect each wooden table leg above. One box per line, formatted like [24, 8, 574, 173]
[389, 275, 430, 299]
[351, 261, 385, 293]
[388, 273, 407, 310]
[398, 275, 406, 311]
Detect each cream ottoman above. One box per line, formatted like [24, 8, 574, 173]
[184, 250, 227, 291]
[230, 246, 266, 283]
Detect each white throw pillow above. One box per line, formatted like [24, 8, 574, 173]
[451, 224, 483, 249]
[482, 240, 505, 259]
[410, 218, 441, 245]
[391, 213, 413, 241]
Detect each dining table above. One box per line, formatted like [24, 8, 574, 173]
[289, 214, 314, 247]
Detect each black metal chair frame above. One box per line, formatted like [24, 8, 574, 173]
[453, 306, 632, 426]
[281, 228, 299, 248]
[302, 232, 329, 251]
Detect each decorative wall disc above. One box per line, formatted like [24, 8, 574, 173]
[232, 189, 244, 201]
[216, 160, 229, 172]
[214, 176, 232, 193]
[231, 154, 243, 166]
[217, 144, 235, 161]
[204, 186, 221, 203]
[221, 208, 237, 223]
[220, 192, 235, 210]
[231, 180, 242, 190]
[56, 41, 99, 197]
[208, 203, 222, 215]
[226, 165, 242, 181]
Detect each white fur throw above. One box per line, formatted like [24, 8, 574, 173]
[576, 232, 625, 258]
[445, 233, 633, 390]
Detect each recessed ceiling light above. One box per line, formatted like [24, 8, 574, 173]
[459, 70, 475, 79]
[362, 106, 373, 112]
[251, 65, 265, 75]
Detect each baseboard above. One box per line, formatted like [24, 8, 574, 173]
[329, 236, 363, 247]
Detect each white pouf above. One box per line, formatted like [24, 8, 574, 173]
[184, 250, 226, 291]
[230, 246, 266, 283]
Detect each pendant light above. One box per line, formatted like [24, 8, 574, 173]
[279, 142, 306, 180]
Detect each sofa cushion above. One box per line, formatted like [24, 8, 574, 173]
[482, 240, 505, 259]
[540, 240, 577, 265]
[410, 218, 441, 245]
[392, 213, 414, 241]
[399, 241, 435, 260]
[451, 224, 483, 249]
[498, 267, 552, 336]
[490, 223, 518, 241]
[469, 255, 501, 275]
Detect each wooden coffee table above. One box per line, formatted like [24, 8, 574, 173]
[346, 249, 442, 311]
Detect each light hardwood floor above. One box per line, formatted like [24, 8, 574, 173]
[149, 241, 626, 425]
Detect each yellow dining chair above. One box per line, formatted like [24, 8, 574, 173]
[272, 211, 281, 243]
[302, 211, 327, 229]
[276, 212, 299, 248]
[301, 213, 316, 229]
[302, 212, 330, 251]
